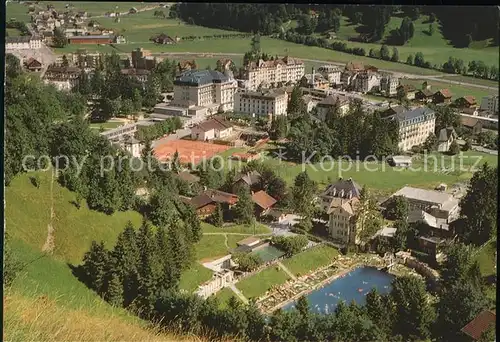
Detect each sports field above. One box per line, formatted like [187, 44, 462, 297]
[153, 138, 231, 164]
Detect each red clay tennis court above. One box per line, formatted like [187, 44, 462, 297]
[154, 139, 230, 164]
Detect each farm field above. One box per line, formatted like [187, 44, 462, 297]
[282, 245, 340, 277]
[330, 15, 499, 68]
[236, 267, 291, 300]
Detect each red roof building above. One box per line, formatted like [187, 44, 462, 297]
[461, 310, 496, 341]
[252, 190, 277, 216]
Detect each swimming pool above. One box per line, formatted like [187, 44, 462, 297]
[283, 266, 395, 314]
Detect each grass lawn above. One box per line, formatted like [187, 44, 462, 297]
[202, 222, 272, 235]
[476, 240, 497, 278]
[236, 267, 290, 300]
[246, 151, 497, 197]
[195, 235, 230, 262]
[6, 28, 23, 36]
[5, 171, 143, 265]
[179, 262, 213, 293]
[89, 121, 124, 131]
[282, 245, 340, 277]
[214, 287, 237, 308]
[400, 79, 498, 100]
[5, 2, 33, 22]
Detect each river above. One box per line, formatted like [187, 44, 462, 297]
[283, 266, 394, 314]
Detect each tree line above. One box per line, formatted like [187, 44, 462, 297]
[284, 87, 399, 163]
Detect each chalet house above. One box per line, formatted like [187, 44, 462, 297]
[460, 116, 483, 135]
[437, 127, 457, 152]
[24, 57, 42, 72]
[415, 88, 434, 103]
[190, 118, 233, 141]
[150, 33, 175, 45]
[189, 189, 238, 218]
[129, 7, 138, 14]
[416, 236, 445, 258]
[251, 190, 277, 217]
[432, 89, 453, 104]
[455, 95, 477, 108]
[232, 170, 262, 193]
[461, 310, 496, 341]
[396, 84, 417, 100]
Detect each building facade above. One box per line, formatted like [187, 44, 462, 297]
[6, 36, 42, 49]
[320, 178, 363, 245]
[43, 66, 81, 91]
[353, 71, 380, 93]
[480, 95, 499, 115]
[317, 65, 342, 85]
[379, 74, 399, 97]
[389, 107, 436, 151]
[316, 95, 350, 120]
[234, 89, 288, 116]
[172, 69, 237, 112]
[244, 56, 305, 90]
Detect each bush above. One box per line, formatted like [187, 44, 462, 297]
[271, 235, 309, 256]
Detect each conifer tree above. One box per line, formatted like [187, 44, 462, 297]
[136, 221, 160, 316]
[234, 185, 255, 224]
[209, 203, 224, 227]
[81, 240, 110, 295]
[105, 271, 124, 307]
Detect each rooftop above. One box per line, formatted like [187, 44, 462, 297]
[392, 186, 454, 206]
[461, 310, 496, 341]
[192, 118, 232, 133]
[236, 236, 261, 246]
[175, 69, 230, 86]
[318, 94, 349, 106]
[321, 177, 362, 200]
[234, 170, 261, 186]
[391, 106, 435, 122]
[252, 190, 277, 210]
[69, 35, 113, 39]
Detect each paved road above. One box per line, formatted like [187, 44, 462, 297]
[141, 51, 496, 90]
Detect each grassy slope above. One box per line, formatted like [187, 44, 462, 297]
[282, 245, 339, 277]
[335, 15, 498, 67]
[4, 171, 214, 339]
[5, 171, 143, 265]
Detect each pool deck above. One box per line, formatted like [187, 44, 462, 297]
[257, 254, 386, 314]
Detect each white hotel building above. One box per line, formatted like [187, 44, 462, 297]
[234, 89, 288, 117]
[244, 56, 305, 91]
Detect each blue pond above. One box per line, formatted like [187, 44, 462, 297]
[283, 266, 395, 314]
